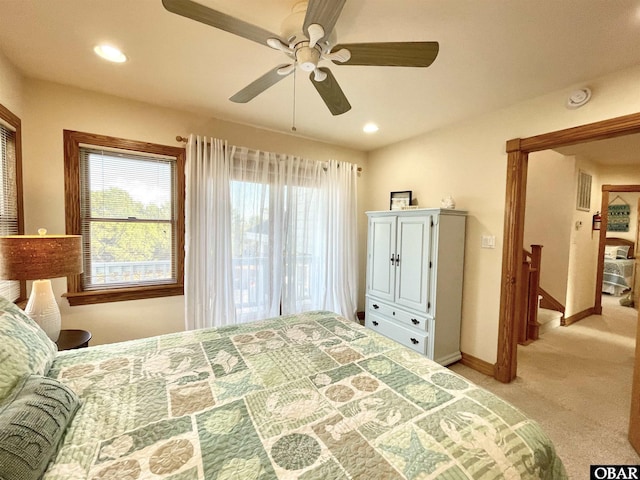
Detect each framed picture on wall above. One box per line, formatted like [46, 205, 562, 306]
[390, 191, 412, 210]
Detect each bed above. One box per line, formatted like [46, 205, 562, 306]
[602, 237, 636, 296]
[0, 297, 567, 479]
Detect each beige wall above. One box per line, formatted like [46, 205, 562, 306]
[568, 163, 640, 317]
[4, 44, 640, 364]
[566, 158, 601, 317]
[524, 150, 574, 305]
[0, 51, 23, 117]
[600, 165, 640, 186]
[13, 77, 366, 345]
[366, 64, 640, 363]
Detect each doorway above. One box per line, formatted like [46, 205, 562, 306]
[496, 111, 640, 383]
[597, 186, 640, 314]
[495, 111, 640, 453]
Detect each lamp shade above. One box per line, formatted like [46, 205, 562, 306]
[0, 233, 83, 280]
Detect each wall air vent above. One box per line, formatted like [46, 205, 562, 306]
[576, 170, 592, 211]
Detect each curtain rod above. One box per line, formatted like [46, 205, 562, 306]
[176, 136, 363, 172]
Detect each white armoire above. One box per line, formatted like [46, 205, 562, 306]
[365, 208, 466, 365]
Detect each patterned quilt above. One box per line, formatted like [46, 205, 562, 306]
[43, 311, 566, 479]
[603, 258, 635, 290]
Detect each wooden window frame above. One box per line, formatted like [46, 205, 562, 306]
[63, 130, 185, 306]
[0, 103, 25, 303]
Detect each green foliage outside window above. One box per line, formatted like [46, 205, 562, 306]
[89, 187, 172, 264]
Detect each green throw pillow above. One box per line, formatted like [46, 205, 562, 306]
[0, 296, 58, 400]
[0, 375, 80, 480]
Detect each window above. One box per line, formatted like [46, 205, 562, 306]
[0, 104, 24, 302]
[226, 152, 326, 321]
[64, 130, 185, 305]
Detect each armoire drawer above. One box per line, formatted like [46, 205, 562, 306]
[365, 313, 428, 355]
[366, 298, 428, 331]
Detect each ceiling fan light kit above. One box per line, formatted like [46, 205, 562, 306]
[162, 0, 439, 116]
[296, 44, 321, 71]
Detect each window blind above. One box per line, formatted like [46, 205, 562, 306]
[0, 123, 19, 300]
[79, 147, 178, 290]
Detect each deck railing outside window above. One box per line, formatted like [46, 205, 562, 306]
[91, 255, 313, 314]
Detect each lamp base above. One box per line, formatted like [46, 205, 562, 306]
[25, 279, 61, 342]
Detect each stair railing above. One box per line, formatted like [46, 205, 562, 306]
[519, 245, 542, 344]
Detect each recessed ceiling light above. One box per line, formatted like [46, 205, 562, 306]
[363, 123, 379, 133]
[94, 44, 127, 63]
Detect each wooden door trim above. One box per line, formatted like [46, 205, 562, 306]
[496, 111, 640, 384]
[594, 185, 640, 315]
[595, 189, 610, 315]
[495, 146, 528, 382]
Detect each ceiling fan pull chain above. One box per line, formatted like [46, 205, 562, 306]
[291, 63, 297, 132]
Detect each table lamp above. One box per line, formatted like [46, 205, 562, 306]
[0, 228, 82, 341]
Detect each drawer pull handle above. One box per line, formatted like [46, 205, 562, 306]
[372, 321, 379, 326]
[372, 304, 379, 309]
[410, 338, 419, 345]
[390, 254, 395, 265]
[411, 318, 419, 325]
[395, 254, 400, 266]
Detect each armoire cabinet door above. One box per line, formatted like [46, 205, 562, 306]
[367, 215, 397, 302]
[395, 215, 431, 311]
[365, 208, 466, 365]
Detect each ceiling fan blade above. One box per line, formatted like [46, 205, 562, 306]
[162, 0, 282, 46]
[332, 42, 439, 67]
[303, 0, 346, 44]
[230, 65, 293, 103]
[309, 67, 351, 116]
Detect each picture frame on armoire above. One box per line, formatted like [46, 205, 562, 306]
[390, 191, 412, 210]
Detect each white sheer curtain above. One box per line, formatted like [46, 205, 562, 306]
[280, 159, 358, 321]
[229, 147, 284, 322]
[184, 136, 236, 328]
[185, 136, 358, 329]
[318, 160, 359, 321]
[279, 155, 324, 315]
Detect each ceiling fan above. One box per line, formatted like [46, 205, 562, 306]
[162, 0, 439, 116]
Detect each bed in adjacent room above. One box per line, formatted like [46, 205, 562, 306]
[602, 237, 636, 296]
[0, 297, 566, 479]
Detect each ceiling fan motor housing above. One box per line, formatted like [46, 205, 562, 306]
[296, 45, 321, 71]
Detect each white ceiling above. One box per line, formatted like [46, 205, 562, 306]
[1, 0, 640, 151]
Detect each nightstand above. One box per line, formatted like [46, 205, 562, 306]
[56, 329, 92, 351]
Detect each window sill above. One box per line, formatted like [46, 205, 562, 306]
[63, 284, 184, 306]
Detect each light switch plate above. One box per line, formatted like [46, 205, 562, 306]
[481, 235, 496, 249]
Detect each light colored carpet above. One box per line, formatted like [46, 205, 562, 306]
[449, 294, 639, 479]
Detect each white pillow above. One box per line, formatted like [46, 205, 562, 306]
[0, 296, 57, 401]
[604, 245, 617, 259]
